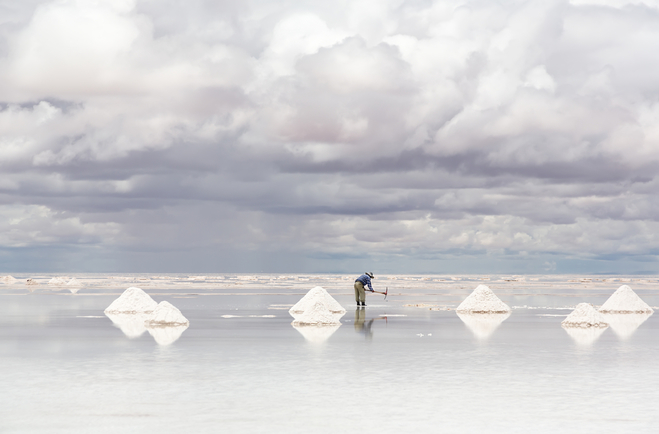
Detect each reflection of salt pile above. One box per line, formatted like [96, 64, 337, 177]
[456, 285, 511, 313]
[105, 313, 150, 339]
[599, 285, 654, 314]
[564, 326, 607, 346]
[561, 303, 608, 328]
[104, 287, 158, 314]
[1, 275, 17, 284]
[66, 278, 82, 294]
[293, 323, 341, 344]
[144, 302, 189, 346]
[289, 286, 346, 324]
[147, 325, 189, 346]
[457, 312, 511, 339]
[144, 301, 189, 326]
[601, 313, 652, 339]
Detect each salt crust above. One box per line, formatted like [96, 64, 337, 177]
[561, 303, 609, 328]
[292, 301, 343, 325]
[456, 285, 511, 313]
[598, 285, 654, 314]
[104, 287, 158, 314]
[289, 286, 346, 317]
[144, 301, 189, 326]
[457, 312, 511, 339]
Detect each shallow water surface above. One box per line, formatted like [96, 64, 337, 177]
[1, 274, 658, 433]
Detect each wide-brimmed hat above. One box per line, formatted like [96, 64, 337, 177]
[365, 272, 374, 278]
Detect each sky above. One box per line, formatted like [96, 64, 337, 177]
[1, 0, 659, 274]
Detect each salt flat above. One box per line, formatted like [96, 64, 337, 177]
[0, 274, 658, 433]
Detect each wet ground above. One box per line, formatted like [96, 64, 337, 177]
[1, 274, 658, 433]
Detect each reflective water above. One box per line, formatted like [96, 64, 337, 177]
[1, 274, 658, 433]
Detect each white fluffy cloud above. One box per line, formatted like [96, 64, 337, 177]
[1, 0, 658, 273]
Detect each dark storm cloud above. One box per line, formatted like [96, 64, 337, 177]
[1, 0, 659, 273]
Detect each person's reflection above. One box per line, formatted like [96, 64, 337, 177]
[353, 307, 386, 339]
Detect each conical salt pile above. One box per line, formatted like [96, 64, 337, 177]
[562, 303, 608, 328]
[456, 285, 511, 313]
[1, 275, 17, 283]
[292, 301, 342, 325]
[104, 287, 158, 314]
[598, 285, 654, 314]
[144, 301, 189, 326]
[66, 277, 81, 286]
[289, 286, 346, 321]
[48, 277, 68, 285]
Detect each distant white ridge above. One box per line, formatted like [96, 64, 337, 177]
[598, 285, 654, 314]
[562, 303, 608, 328]
[104, 287, 158, 314]
[145, 301, 189, 326]
[289, 286, 346, 323]
[49, 277, 68, 285]
[456, 285, 511, 313]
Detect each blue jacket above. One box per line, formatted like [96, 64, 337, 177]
[355, 274, 373, 291]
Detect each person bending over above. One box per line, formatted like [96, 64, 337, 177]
[354, 272, 375, 306]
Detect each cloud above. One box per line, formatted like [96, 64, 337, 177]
[0, 0, 658, 273]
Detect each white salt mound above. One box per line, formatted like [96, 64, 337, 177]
[598, 285, 654, 314]
[289, 286, 346, 322]
[292, 301, 342, 325]
[104, 287, 158, 314]
[48, 277, 68, 285]
[145, 301, 189, 326]
[66, 277, 81, 286]
[1, 275, 17, 283]
[562, 303, 609, 328]
[456, 285, 511, 313]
